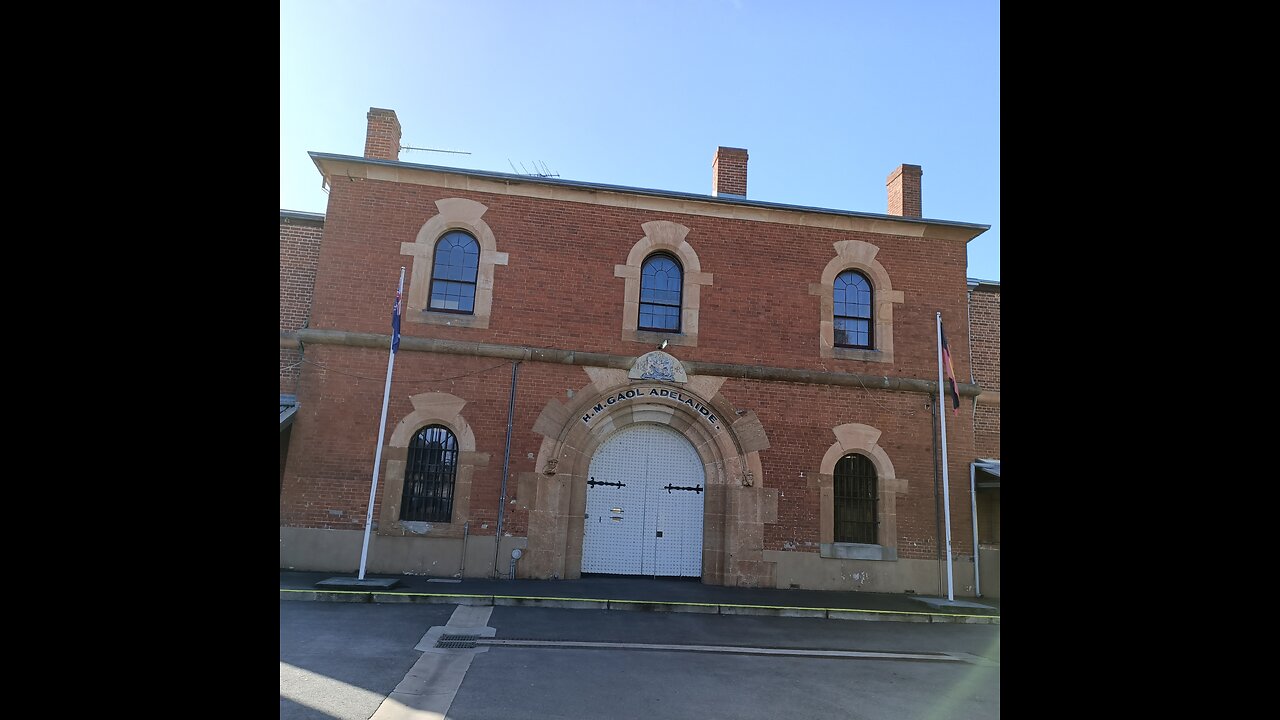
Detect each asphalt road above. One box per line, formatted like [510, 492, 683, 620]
[281, 601, 1000, 719]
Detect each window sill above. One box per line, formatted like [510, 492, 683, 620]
[831, 347, 887, 363]
[625, 328, 697, 347]
[379, 519, 462, 537]
[410, 310, 490, 329]
[820, 542, 896, 561]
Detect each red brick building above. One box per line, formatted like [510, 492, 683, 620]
[279, 107, 996, 596]
[280, 209, 324, 489]
[968, 277, 1000, 597]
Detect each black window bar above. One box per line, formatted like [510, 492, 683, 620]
[401, 425, 458, 523]
[834, 453, 877, 544]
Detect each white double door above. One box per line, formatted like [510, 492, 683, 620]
[582, 423, 705, 577]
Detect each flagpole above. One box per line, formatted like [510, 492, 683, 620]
[358, 267, 405, 581]
[936, 311, 955, 601]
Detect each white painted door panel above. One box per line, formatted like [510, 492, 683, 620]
[582, 422, 704, 577]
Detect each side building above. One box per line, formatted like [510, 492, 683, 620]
[968, 277, 1000, 597]
[280, 107, 995, 595]
[280, 209, 324, 489]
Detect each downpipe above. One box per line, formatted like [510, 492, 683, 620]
[493, 361, 519, 579]
[970, 465, 981, 598]
[456, 521, 469, 579]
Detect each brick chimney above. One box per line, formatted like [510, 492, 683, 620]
[712, 146, 748, 198]
[886, 164, 922, 218]
[364, 108, 401, 161]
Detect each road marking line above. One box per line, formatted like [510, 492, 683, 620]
[478, 638, 976, 662]
[370, 605, 494, 720]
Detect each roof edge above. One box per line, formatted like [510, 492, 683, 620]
[280, 209, 325, 223]
[307, 152, 990, 237]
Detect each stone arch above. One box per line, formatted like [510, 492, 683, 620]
[377, 391, 488, 538]
[523, 371, 772, 586]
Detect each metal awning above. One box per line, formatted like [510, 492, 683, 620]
[280, 394, 297, 432]
[973, 459, 1000, 488]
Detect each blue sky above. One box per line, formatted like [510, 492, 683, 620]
[281, 1, 999, 281]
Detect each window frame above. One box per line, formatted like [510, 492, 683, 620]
[811, 240, 904, 364]
[427, 230, 480, 315]
[818, 422, 902, 562]
[638, 252, 684, 333]
[400, 424, 460, 523]
[832, 453, 878, 545]
[401, 198, 509, 330]
[615, 221, 711, 347]
[833, 269, 874, 350]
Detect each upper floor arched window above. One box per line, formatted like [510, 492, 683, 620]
[639, 253, 683, 332]
[834, 270, 873, 348]
[429, 230, 480, 313]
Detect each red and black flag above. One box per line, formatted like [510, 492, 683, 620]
[940, 321, 960, 415]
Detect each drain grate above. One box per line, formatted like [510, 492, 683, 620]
[435, 634, 479, 649]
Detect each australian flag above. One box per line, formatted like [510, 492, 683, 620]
[391, 285, 402, 354]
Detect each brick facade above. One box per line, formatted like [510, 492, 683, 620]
[969, 283, 1000, 459]
[280, 108, 995, 594]
[279, 211, 324, 395]
[968, 281, 999, 563]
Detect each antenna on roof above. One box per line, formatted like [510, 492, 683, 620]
[400, 144, 471, 155]
[506, 159, 560, 178]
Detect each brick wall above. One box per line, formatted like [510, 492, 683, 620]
[363, 108, 401, 161]
[306, 178, 972, 383]
[887, 164, 923, 218]
[968, 286, 999, 391]
[280, 174, 979, 560]
[279, 347, 977, 558]
[968, 285, 999, 459]
[712, 147, 747, 197]
[280, 213, 324, 394]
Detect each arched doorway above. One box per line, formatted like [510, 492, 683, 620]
[582, 422, 705, 577]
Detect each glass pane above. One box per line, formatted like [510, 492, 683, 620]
[641, 256, 681, 308]
[835, 271, 872, 319]
[434, 232, 480, 285]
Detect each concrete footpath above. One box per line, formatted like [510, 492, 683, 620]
[281, 571, 1000, 625]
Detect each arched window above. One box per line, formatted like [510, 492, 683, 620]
[833, 453, 877, 544]
[429, 231, 480, 313]
[639, 253, 682, 332]
[833, 270, 873, 348]
[401, 425, 459, 522]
